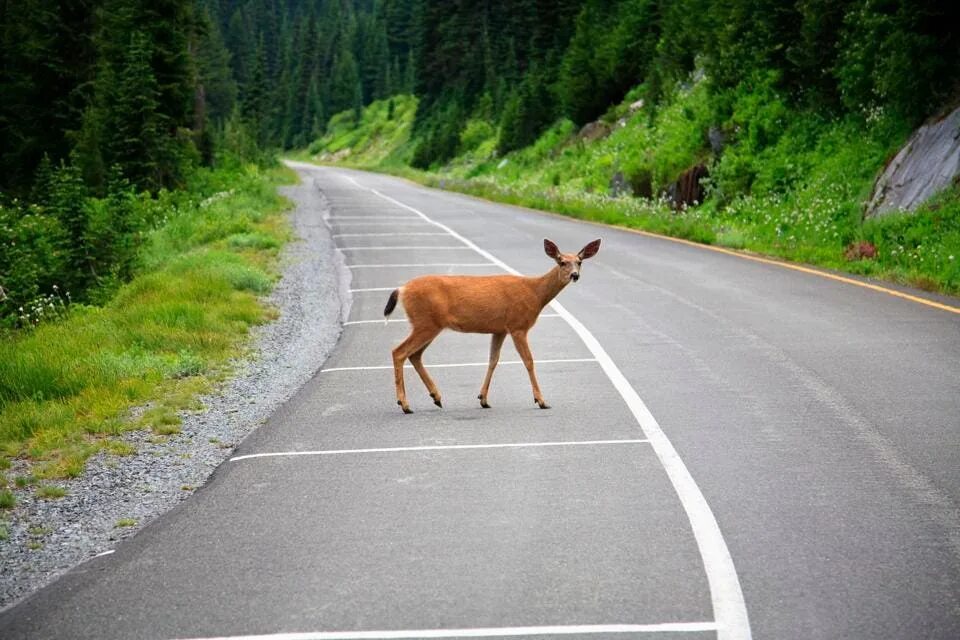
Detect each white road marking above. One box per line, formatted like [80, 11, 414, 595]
[230, 439, 650, 463]
[327, 216, 422, 220]
[176, 622, 716, 639]
[334, 232, 450, 237]
[321, 358, 597, 372]
[341, 246, 474, 250]
[344, 314, 560, 324]
[348, 263, 495, 269]
[343, 319, 409, 325]
[93, 550, 115, 558]
[329, 222, 433, 227]
[343, 173, 752, 640]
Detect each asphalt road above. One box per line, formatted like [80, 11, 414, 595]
[2, 163, 959, 640]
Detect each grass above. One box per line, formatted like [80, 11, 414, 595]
[306, 84, 959, 297]
[115, 518, 137, 528]
[36, 485, 67, 499]
[0, 162, 295, 479]
[0, 489, 14, 509]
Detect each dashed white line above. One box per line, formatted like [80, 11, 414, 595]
[342, 173, 752, 640]
[230, 439, 650, 463]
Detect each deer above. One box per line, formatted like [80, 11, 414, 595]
[383, 238, 601, 413]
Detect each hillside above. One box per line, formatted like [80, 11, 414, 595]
[300, 0, 960, 295]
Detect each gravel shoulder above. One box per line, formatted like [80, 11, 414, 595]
[0, 173, 350, 609]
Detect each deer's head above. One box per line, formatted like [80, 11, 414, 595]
[544, 238, 601, 284]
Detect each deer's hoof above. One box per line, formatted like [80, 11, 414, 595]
[433, 398, 443, 408]
[535, 399, 550, 410]
[398, 400, 413, 414]
[478, 394, 491, 409]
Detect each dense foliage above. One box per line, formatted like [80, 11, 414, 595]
[3, 0, 958, 323]
[404, 0, 958, 167]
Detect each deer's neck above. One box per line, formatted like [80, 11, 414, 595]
[531, 266, 567, 310]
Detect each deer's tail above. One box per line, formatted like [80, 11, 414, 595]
[383, 288, 400, 324]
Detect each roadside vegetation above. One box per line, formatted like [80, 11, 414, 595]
[297, 1, 960, 296]
[0, 162, 292, 480]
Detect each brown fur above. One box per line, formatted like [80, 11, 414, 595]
[386, 238, 600, 413]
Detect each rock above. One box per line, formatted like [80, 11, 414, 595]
[708, 127, 727, 155]
[866, 104, 960, 218]
[629, 99, 644, 113]
[669, 163, 709, 209]
[578, 121, 612, 143]
[609, 171, 630, 198]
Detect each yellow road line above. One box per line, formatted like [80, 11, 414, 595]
[617, 226, 960, 316]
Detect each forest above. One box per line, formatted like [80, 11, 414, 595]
[2, 0, 959, 326]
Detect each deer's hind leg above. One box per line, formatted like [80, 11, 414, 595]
[392, 325, 441, 414]
[477, 332, 506, 408]
[409, 340, 442, 407]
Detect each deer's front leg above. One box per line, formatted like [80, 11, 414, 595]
[478, 332, 506, 408]
[511, 330, 549, 409]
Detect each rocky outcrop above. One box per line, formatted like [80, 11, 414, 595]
[866, 105, 960, 218]
[578, 121, 612, 143]
[667, 163, 709, 209]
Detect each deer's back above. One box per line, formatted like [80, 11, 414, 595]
[401, 274, 542, 333]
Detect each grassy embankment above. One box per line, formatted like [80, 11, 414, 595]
[0, 163, 295, 507]
[304, 88, 960, 296]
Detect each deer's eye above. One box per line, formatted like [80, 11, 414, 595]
[560, 260, 569, 267]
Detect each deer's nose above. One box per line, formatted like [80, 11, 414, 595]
[570, 272, 580, 282]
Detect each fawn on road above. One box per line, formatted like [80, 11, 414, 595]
[384, 238, 601, 413]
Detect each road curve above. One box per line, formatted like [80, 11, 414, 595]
[1, 163, 958, 640]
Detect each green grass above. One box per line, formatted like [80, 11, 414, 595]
[36, 485, 67, 499]
[115, 518, 137, 528]
[0, 489, 14, 509]
[0, 163, 295, 478]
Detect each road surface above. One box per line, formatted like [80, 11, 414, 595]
[2, 163, 959, 640]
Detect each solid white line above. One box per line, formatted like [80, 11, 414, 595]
[176, 622, 715, 640]
[344, 174, 752, 640]
[230, 439, 650, 463]
[348, 263, 495, 269]
[93, 550, 115, 558]
[334, 232, 450, 237]
[321, 358, 597, 372]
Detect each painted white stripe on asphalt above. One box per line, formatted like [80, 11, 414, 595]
[349, 263, 495, 269]
[343, 319, 409, 325]
[93, 550, 115, 558]
[327, 216, 422, 220]
[341, 246, 474, 250]
[344, 174, 752, 640]
[321, 358, 597, 372]
[177, 622, 715, 640]
[334, 232, 450, 237]
[230, 439, 650, 463]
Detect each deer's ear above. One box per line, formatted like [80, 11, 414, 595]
[544, 239, 560, 260]
[578, 239, 601, 260]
